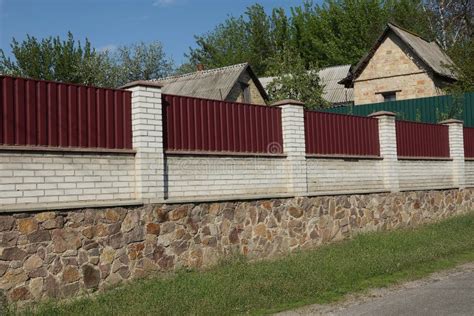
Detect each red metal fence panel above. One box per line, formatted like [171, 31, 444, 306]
[464, 127, 474, 158]
[395, 120, 449, 158]
[304, 111, 380, 156]
[163, 94, 283, 154]
[0, 76, 132, 150]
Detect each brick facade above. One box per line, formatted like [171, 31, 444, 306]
[0, 153, 136, 209]
[227, 71, 267, 105]
[354, 33, 446, 105]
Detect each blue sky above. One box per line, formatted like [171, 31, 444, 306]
[0, 0, 306, 65]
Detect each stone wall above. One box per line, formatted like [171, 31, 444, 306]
[1, 188, 472, 303]
[353, 33, 444, 105]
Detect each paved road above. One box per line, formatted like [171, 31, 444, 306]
[277, 263, 474, 316]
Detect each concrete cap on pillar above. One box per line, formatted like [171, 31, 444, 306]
[271, 99, 305, 107]
[368, 111, 396, 118]
[119, 80, 164, 89]
[439, 118, 463, 125]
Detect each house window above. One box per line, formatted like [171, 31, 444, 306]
[240, 83, 251, 103]
[382, 91, 397, 102]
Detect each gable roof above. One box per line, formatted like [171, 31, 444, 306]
[340, 23, 457, 87]
[259, 64, 354, 105]
[152, 63, 269, 101]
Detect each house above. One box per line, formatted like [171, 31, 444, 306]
[340, 23, 457, 105]
[153, 63, 269, 105]
[259, 65, 354, 106]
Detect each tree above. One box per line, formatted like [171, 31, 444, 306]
[445, 38, 474, 93]
[423, 0, 473, 50]
[112, 41, 174, 85]
[0, 32, 115, 87]
[266, 47, 327, 108]
[187, 16, 249, 71]
[0, 33, 174, 88]
[186, 4, 277, 76]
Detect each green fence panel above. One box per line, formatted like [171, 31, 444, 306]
[323, 92, 474, 127]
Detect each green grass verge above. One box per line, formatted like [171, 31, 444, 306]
[15, 212, 474, 316]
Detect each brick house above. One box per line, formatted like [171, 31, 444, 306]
[340, 23, 458, 105]
[153, 63, 268, 105]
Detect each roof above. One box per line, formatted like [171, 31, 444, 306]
[152, 63, 268, 101]
[341, 23, 457, 87]
[259, 65, 354, 105]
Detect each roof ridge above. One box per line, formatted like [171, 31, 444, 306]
[387, 22, 432, 43]
[152, 62, 249, 82]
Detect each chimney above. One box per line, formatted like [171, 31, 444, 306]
[197, 64, 205, 71]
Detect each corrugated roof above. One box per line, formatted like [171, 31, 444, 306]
[259, 65, 354, 105]
[341, 23, 457, 86]
[152, 63, 268, 101]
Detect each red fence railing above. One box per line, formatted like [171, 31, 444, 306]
[0, 76, 132, 150]
[163, 94, 283, 154]
[464, 127, 474, 158]
[304, 111, 380, 156]
[396, 120, 449, 158]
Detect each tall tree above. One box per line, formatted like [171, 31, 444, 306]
[187, 16, 248, 71]
[0, 33, 174, 88]
[186, 4, 276, 76]
[245, 4, 273, 75]
[0, 32, 115, 87]
[266, 47, 327, 108]
[423, 0, 473, 50]
[112, 41, 174, 85]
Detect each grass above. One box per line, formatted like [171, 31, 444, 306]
[15, 212, 474, 316]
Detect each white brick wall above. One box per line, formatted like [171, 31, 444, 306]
[279, 103, 307, 195]
[0, 152, 135, 206]
[443, 121, 465, 188]
[465, 160, 474, 187]
[165, 156, 290, 199]
[126, 84, 165, 203]
[398, 160, 454, 191]
[373, 113, 400, 192]
[307, 158, 384, 194]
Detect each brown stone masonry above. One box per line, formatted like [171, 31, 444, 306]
[0, 189, 473, 303]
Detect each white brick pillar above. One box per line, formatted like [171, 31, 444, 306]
[273, 99, 307, 196]
[369, 111, 400, 192]
[440, 119, 465, 189]
[121, 81, 164, 203]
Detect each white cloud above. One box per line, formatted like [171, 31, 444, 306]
[152, 0, 177, 7]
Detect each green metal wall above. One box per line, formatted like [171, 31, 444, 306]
[324, 92, 474, 127]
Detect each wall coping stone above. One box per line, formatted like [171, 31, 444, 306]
[439, 119, 464, 125]
[272, 99, 305, 106]
[0, 145, 136, 155]
[0, 199, 143, 214]
[368, 111, 397, 117]
[120, 80, 164, 89]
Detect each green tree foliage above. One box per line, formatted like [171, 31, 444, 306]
[266, 47, 327, 108]
[187, 0, 433, 74]
[112, 41, 174, 85]
[0, 32, 115, 87]
[446, 38, 474, 93]
[187, 4, 280, 75]
[0, 34, 174, 88]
